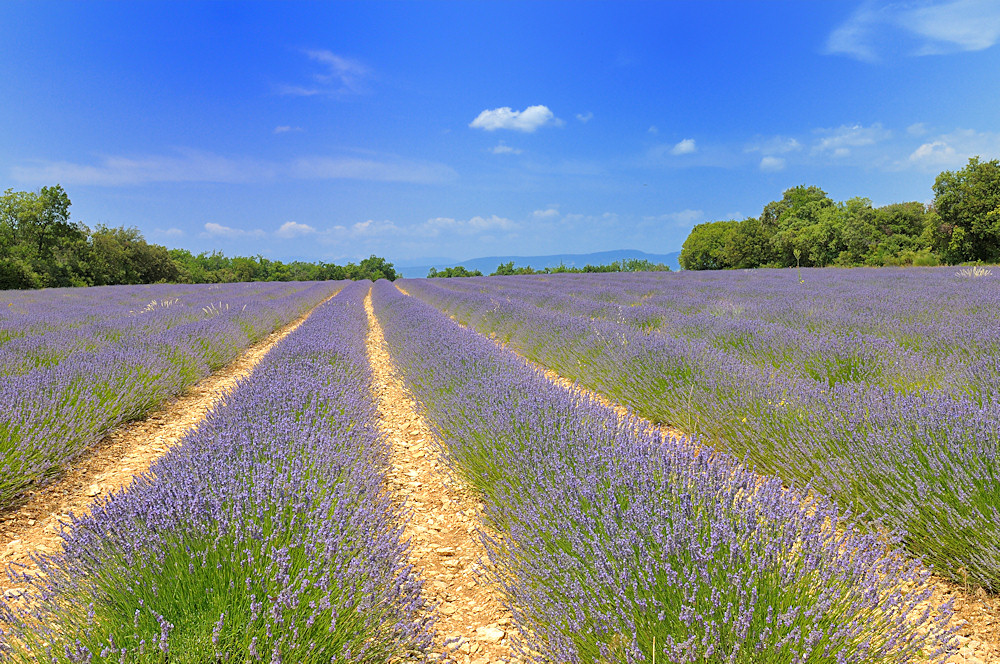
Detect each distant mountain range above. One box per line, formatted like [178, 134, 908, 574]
[396, 249, 681, 279]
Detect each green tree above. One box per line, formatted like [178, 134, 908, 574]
[721, 217, 772, 268]
[931, 156, 1000, 263]
[679, 220, 738, 270]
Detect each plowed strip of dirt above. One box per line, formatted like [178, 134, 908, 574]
[0, 290, 340, 598]
[395, 283, 999, 664]
[363, 290, 518, 664]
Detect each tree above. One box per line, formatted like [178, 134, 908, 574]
[679, 220, 738, 270]
[722, 217, 772, 268]
[932, 156, 1000, 264]
[428, 265, 483, 278]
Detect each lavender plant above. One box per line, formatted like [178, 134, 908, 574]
[372, 281, 953, 664]
[0, 281, 432, 662]
[401, 269, 1000, 592]
[0, 281, 340, 509]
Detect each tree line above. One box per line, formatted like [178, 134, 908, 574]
[0, 185, 398, 290]
[679, 156, 1000, 270]
[429, 258, 672, 278]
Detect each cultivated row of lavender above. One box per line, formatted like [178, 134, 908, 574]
[1, 281, 432, 663]
[0, 281, 340, 508]
[372, 281, 952, 664]
[416, 268, 1000, 397]
[400, 269, 1000, 592]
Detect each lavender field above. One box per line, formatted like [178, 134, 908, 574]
[0, 281, 340, 508]
[401, 267, 1000, 594]
[3, 273, 988, 662]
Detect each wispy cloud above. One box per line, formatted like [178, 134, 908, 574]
[827, 0, 1000, 62]
[759, 156, 787, 172]
[274, 125, 303, 134]
[10, 149, 274, 186]
[671, 138, 697, 155]
[277, 50, 370, 96]
[469, 105, 563, 132]
[11, 149, 457, 186]
[812, 123, 891, 157]
[533, 207, 560, 219]
[576, 111, 594, 123]
[290, 156, 458, 184]
[903, 128, 1000, 170]
[746, 135, 802, 155]
[490, 142, 523, 155]
[201, 222, 266, 239]
[330, 214, 518, 240]
[275, 221, 316, 238]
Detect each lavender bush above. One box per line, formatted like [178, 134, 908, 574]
[372, 281, 953, 664]
[0, 281, 340, 508]
[401, 268, 1000, 592]
[0, 281, 432, 662]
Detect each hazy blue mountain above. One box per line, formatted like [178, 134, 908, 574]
[397, 249, 681, 278]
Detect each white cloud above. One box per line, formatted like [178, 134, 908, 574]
[907, 122, 929, 136]
[423, 215, 517, 236]
[648, 125, 659, 135]
[275, 221, 316, 238]
[490, 142, 523, 155]
[289, 156, 458, 184]
[760, 156, 787, 171]
[746, 136, 802, 155]
[812, 123, 891, 156]
[274, 126, 303, 134]
[533, 207, 560, 219]
[11, 150, 457, 186]
[670, 138, 697, 155]
[904, 128, 1000, 170]
[277, 50, 370, 96]
[827, 0, 1000, 62]
[10, 149, 275, 186]
[469, 105, 562, 132]
[576, 111, 594, 123]
[155, 227, 185, 237]
[202, 222, 265, 239]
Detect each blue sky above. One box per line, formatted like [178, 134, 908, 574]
[3, 0, 1000, 265]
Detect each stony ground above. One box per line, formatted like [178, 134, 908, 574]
[364, 291, 519, 664]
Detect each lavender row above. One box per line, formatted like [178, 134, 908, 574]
[0, 281, 340, 509]
[415, 268, 1000, 397]
[401, 273, 1000, 593]
[372, 281, 952, 664]
[1, 281, 432, 662]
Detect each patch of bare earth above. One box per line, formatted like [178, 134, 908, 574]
[363, 291, 518, 664]
[0, 291, 339, 601]
[396, 284, 999, 664]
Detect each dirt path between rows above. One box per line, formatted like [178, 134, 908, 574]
[363, 291, 518, 664]
[0, 291, 340, 599]
[396, 284, 999, 664]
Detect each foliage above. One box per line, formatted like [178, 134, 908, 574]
[930, 156, 1000, 264]
[0, 185, 398, 289]
[427, 265, 484, 278]
[490, 258, 670, 276]
[681, 187, 944, 270]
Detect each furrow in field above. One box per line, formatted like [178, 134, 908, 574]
[363, 290, 518, 664]
[0, 289, 340, 598]
[395, 282, 999, 664]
